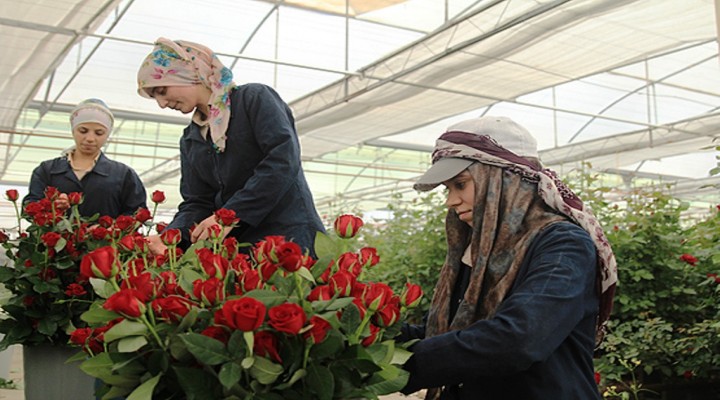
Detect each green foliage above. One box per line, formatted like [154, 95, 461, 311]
[362, 192, 448, 322]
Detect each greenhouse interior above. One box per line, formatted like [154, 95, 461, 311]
[0, 0, 719, 399]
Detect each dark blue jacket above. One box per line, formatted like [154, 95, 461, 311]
[168, 83, 324, 252]
[402, 223, 601, 400]
[25, 152, 147, 218]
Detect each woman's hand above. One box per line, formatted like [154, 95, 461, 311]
[54, 193, 70, 212]
[147, 235, 168, 256]
[191, 215, 232, 243]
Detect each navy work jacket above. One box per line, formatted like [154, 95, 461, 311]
[168, 83, 324, 252]
[402, 223, 602, 400]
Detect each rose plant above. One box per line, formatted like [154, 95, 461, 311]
[0, 187, 157, 349]
[73, 213, 422, 400]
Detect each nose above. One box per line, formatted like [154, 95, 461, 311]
[445, 189, 461, 208]
[156, 97, 168, 109]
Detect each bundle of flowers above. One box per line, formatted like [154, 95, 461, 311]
[73, 213, 422, 400]
[0, 188, 154, 349]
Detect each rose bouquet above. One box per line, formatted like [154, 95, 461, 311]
[0, 187, 154, 349]
[74, 213, 422, 400]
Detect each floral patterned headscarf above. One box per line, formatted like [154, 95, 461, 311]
[137, 38, 235, 152]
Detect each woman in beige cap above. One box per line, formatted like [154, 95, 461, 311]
[25, 98, 147, 217]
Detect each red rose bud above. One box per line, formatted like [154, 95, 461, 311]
[115, 215, 136, 231]
[361, 324, 380, 347]
[240, 269, 262, 293]
[40, 232, 63, 248]
[221, 297, 266, 331]
[135, 208, 152, 223]
[5, 189, 19, 202]
[277, 241, 304, 272]
[214, 208, 239, 226]
[160, 228, 181, 246]
[679, 253, 698, 266]
[98, 215, 114, 228]
[80, 246, 119, 279]
[192, 277, 225, 306]
[152, 296, 193, 322]
[400, 283, 423, 308]
[103, 289, 146, 318]
[333, 214, 363, 238]
[373, 296, 401, 327]
[44, 186, 60, 200]
[363, 282, 394, 312]
[594, 372, 601, 385]
[307, 285, 332, 302]
[329, 270, 356, 297]
[65, 283, 87, 297]
[118, 235, 137, 252]
[254, 331, 282, 362]
[207, 223, 223, 240]
[201, 326, 230, 344]
[359, 247, 380, 268]
[151, 190, 166, 204]
[268, 303, 307, 335]
[155, 222, 168, 234]
[67, 192, 83, 205]
[0, 231, 8, 243]
[304, 315, 332, 344]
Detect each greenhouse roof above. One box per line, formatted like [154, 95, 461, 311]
[0, 0, 719, 224]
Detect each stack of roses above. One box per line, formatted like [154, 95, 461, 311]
[0, 187, 155, 350]
[74, 213, 422, 400]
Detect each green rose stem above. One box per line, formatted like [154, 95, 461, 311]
[292, 273, 308, 309]
[11, 198, 21, 236]
[350, 309, 376, 345]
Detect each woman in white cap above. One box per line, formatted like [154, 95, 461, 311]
[398, 116, 617, 400]
[24, 98, 147, 217]
[135, 38, 323, 254]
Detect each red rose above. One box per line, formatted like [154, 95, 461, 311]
[594, 371, 601, 385]
[44, 186, 59, 200]
[258, 259, 278, 281]
[333, 214, 363, 238]
[80, 246, 119, 279]
[67, 192, 83, 205]
[115, 215, 136, 231]
[221, 297, 266, 331]
[69, 327, 92, 347]
[400, 283, 423, 308]
[5, 189, 19, 202]
[362, 282, 394, 311]
[361, 324, 380, 347]
[196, 248, 229, 278]
[683, 370, 693, 380]
[303, 315, 331, 344]
[240, 269, 262, 293]
[223, 237, 239, 259]
[201, 326, 229, 344]
[122, 272, 155, 302]
[103, 289, 145, 318]
[160, 228, 181, 246]
[277, 241, 304, 272]
[254, 330, 282, 362]
[253, 236, 286, 260]
[118, 235, 137, 252]
[152, 296, 193, 322]
[0, 231, 8, 244]
[679, 253, 698, 266]
[193, 277, 225, 306]
[151, 190, 166, 204]
[135, 208, 152, 223]
[268, 303, 306, 335]
[337, 252, 362, 276]
[65, 283, 87, 297]
[329, 270, 356, 297]
[214, 208, 239, 226]
[40, 232, 62, 248]
[155, 222, 168, 234]
[98, 215, 114, 228]
[373, 296, 400, 327]
[307, 285, 332, 302]
[359, 247, 380, 268]
[90, 226, 109, 240]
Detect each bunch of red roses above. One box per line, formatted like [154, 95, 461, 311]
[0, 187, 159, 350]
[74, 213, 422, 400]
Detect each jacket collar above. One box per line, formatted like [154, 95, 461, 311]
[49, 152, 111, 176]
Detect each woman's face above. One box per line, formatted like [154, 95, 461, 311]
[145, 84, 210, 114]
[443, 170, 475, 227]
[72, 122, 109, 157]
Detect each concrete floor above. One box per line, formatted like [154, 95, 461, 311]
[0, 345, 422, 400]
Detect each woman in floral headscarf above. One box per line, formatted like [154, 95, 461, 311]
[25, 98, 147, 218]
[398, 116, 617, 400]
[137, 38, 323, 254]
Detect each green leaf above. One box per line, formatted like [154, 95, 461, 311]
[242, 289, 286, 308]
[227, 330, 246, 359]
[219, 361, 242, 389]
[37, 318, 58, 336]
[313, 231, 338, 260]
[366, 364, 409, 395]
[295, 266, 315, 283]
[80, 353, 114, 378]
[174, 366, 219, 400]
[390, 346, 413, 365]
[90, 277, 117, 299]
[306, 364, 334, 400]
[117, 336, 148, 353]
[180, 332, 230, 365]
[241, 357, 254, 369]
[311, 296, 354, 313]
[126, 374, 161, 400]
[81, 305, 121, 324]
[104, 320, 148, 343]
[53, 237, 67, 253]
[175, 305, 199, 332]
[248, 356, 283, 385]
